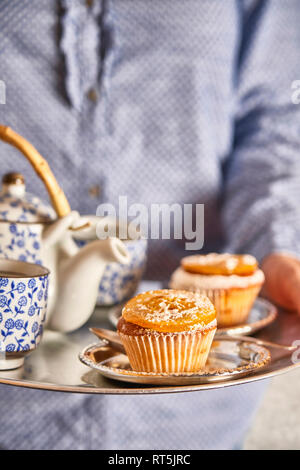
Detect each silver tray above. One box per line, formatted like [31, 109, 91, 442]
[79, 338, 271, 385]
[0, 300, 298, 394]
[108, 297, 277, 336]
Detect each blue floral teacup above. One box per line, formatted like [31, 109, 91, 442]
[73, 216, 147, 306]
[0, 258, 49, 370]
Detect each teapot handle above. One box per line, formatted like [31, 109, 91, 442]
[0, 124, 71, 218]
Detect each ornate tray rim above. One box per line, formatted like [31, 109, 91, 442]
[0, 353, 298, 394]
[79, 339, 271, 385]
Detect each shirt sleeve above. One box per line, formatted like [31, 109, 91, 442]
[222, 0, 300, 262]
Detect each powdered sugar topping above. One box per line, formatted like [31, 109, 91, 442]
[122, 289, 216, 331]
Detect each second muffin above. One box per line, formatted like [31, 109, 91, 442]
[170, 253, 265, 327]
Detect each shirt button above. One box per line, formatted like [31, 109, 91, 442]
[87, 88, 99, 103]
[88, 184, 101, 199]
[85, 0, 94, 7]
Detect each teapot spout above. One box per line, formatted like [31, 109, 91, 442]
[47, 238, 130, 332]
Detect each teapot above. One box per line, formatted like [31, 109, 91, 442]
[0, 125, 130, 332]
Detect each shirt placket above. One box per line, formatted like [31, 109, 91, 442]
[60, 0, 103, 112]
[60, 0, 108, 214]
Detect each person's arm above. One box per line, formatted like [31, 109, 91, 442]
[222, 0, 300, 312]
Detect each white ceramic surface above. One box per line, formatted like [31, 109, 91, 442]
[73, 216, 147, 306]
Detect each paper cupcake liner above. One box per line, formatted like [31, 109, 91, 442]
[194, 285, 262, 327]
[119, 328, 216, 373]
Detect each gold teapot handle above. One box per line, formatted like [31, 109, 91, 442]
[0, 124, 71, 218]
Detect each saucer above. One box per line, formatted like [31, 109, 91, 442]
[79, 338, 271, 386]
[108, 297, 277, 337]
[217, 298, 277, 335]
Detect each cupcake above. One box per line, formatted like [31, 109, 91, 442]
[117, 289, 217, 373]
[169, 253, 264, 328]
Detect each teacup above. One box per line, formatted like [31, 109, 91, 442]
[0, 259, 49, 370]
[73, 216, 147, 305]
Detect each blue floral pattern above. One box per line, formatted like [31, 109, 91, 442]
[0, 223, 44, 265]
[76, 238, 147, 305]
[0, 191, 55, 266]
[0, 193, 56, 224]
[0, 274, 49, 353]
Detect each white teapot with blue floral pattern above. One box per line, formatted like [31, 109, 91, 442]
[0, 126, 130, 332]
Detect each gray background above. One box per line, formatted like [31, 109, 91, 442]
[244, 368, 300, 449]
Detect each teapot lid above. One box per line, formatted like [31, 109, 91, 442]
[0, 172, 57, 223]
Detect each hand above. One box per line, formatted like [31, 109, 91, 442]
[261, 253, 300, 314]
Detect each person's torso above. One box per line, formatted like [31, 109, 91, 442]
[0, 0, 239, 278]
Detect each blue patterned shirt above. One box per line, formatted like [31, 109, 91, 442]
[0, 0, 299, 450]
